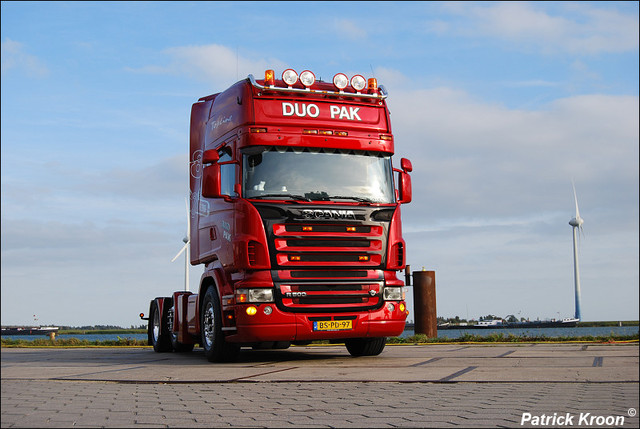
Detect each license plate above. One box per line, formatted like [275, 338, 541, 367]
[313, 320, 353, 331]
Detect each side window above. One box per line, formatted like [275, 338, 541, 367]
[218, 145, 238, 198]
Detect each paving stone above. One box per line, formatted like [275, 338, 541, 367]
[2, 344, 638, 428]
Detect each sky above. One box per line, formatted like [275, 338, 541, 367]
[1, 1, 638, 327]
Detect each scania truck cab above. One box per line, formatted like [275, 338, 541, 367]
[144, 69, 412, 362]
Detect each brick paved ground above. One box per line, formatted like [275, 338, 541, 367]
[2, 380, 638, 428]
[2, 344, 638, 428]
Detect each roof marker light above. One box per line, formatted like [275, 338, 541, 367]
[367, 77, 378, 94]
[351, 75, 366, 92]
[333, 73, 348, 91]
[300, 70, 315, 88]
[265, 69, 275, 87]
[282, 69, 298, 87]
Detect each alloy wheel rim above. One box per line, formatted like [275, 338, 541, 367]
[204, 303, 215, 348]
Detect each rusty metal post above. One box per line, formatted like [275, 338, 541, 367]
[413, 270, 437, 338]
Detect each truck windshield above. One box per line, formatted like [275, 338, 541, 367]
[243, 146, 395, 204]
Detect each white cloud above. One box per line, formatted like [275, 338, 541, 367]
[444, 2, 639, 55]
[1, 38, 49, 77]
[382, 67, 638, 225]
[334, 18, 367, 40]
[128, 44, 288, 88]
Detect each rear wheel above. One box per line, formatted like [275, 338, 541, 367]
[201, 286, 239, 362]
[345, 337, 386, 357]
[149, 300, 172, 352]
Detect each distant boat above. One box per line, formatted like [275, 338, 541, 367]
[508, 318, 579, 328]
[436, 318, 579, 330]
[1, 326, 59, 336]
[474, 319, 505, 328]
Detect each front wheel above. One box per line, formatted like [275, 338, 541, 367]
[345, 337, 386, 357]
[201, 286, 239, 362]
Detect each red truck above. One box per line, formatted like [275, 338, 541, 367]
[142, 69, 413, 362]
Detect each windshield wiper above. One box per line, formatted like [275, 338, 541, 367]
[328, 195, 375, 203]
[250, 193, 311, 202]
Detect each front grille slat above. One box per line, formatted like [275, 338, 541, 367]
[277, 281, 383, 312]
[270, 219, 388, 312]
[273, 222, 384, 269]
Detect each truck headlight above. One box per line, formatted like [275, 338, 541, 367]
[237, 288, 274, 303]
[249, 288, 273, 303]
[383, 287, 403, 301]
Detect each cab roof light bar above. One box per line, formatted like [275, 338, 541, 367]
[249, 71, 388, 100]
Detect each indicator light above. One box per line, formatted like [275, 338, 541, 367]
[346, 227, 356, 232]
[335, 131, 348, 137]
[399, 303, 406, 312]
[265, 69, 275, 86]
[319, 130, 333, 135]
[367, 77, 378, 94]
[302, 226, 313, 231]
[302, 129, 318, 134]
[380, 134, 393, 141]
[358, 255, 370, 261]
[290, 255, 301, 261]
[250, 127, 267, 133]
[246, 306, 257, 316]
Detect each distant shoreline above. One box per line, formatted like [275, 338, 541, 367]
[3, 320, 638, 334]
[408, 320, 639, 329]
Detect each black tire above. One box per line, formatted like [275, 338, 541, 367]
[171, 328, 195, 353]
[201, 286, 239, 362]
[345, 337, 387, 357]
[149, 300, 172, 353]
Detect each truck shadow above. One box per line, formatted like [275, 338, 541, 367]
[169, 346, 355, 364]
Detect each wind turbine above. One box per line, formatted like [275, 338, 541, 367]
[568, 182, 584, 321]
[171, 198, 190, 292]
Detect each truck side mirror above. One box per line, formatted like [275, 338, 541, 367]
[398, 171, 412, 204]
[202, 149, 219, 164]
[396, 157, 412, 204]
[202, 150, 222, 198]
[401, 157, 413, 173]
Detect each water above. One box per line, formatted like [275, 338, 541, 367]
[401, 325, 639, 339]
[2, 326, 637, 342]
[1, 333, 149, 342]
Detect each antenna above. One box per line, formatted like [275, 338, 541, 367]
[171, 197, 190, 291]
[568, 181, 584, 321]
